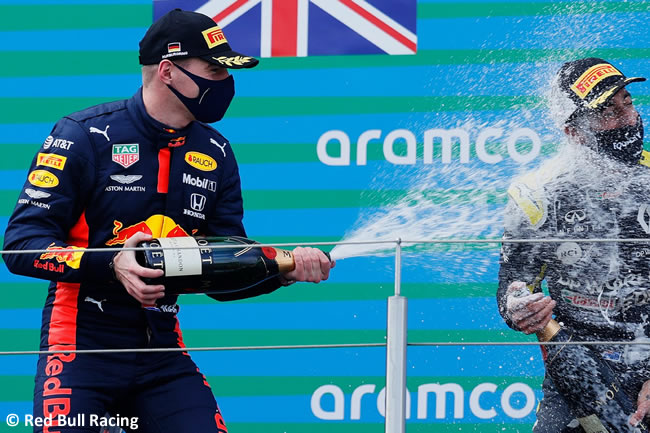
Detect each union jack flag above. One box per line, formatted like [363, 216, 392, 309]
[153, 0, 417, 57]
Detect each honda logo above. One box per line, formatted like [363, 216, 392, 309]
[191, 193, 206, 212]
[564, 209, 586, 224]
[638, 204, 650, 234]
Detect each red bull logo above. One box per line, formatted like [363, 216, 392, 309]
[168, 136, 186, 147]
[105, 215, 189, 246]
[39, 243, 84, 269]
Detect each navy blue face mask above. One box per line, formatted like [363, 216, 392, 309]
[167, 63, 235, 123]
[593, 116, 644, 166]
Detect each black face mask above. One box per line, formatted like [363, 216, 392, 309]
[167, 63, 235, 123]
[593, 116, 644, 165]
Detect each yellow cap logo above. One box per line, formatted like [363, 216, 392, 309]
[28, 170, 59, 188]
[571, 63, 622, 99]
[185, 151, 217, 172]
[202, 26, 228, 49]
[37, 153, 67, 171]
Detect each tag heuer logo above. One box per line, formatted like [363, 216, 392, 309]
[112, 144, 139, 168]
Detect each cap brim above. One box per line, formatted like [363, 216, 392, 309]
[588, 76, 646, 110]
[202, 51, 259, 69]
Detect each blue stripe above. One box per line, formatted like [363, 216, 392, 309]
[191, 345, 545, 377]
[0, 296, 508, 331]
[0, 29, 146, 51]
[0, 392, 539, 424]
[0, 346, 543, 376]
[418, 13, 650, 50]
[239, 160, 524, 190]
[175, 298, 508, 331]
[1, 294, 508, 336]
[218, 391, 539, 423]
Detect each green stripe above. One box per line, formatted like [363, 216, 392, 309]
[176, 282, 502, 304]
[0, 190, 20, 214]
[3, 2, 646, 29]
[0, 282, 504, 309]
[0, 373, 542, 401]
[1, 5, 151, 31]
[418, 1, 650, 19]
[0, 187, 508, 215]
[0, 329, 534, 351]
[243, 189, 507, 210]
[234, 140, 561, 164]
[6, 95, 650, 124]
[180, 329, 534, 348]
[3, 48, 650, 78]
[207, 375, 542, 397]
[1, 95, 542, 124]
[0, 283, 48, 308]
[0, 281, 503, 308]
[0, 144, 36, 169]
[0, 139, 559, 167]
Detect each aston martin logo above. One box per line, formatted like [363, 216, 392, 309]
[110, 175, 143, 185]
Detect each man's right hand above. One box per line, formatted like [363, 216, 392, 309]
[505, 281, 556, 334]
[112, 232, 165, 305]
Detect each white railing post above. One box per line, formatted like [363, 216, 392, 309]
[385, 238, 407, 433]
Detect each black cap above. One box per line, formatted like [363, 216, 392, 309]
[139, 9, 259, 69]
[556, 57, 645, 124]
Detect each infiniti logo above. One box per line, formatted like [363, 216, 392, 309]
[191, 193, 206, 212]
[564, 209, 586, 224]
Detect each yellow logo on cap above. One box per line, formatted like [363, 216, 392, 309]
[202, 26, 228, 49]
[571, 63, 623, 99]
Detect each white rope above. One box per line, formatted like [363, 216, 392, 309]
[2, 340, 650, 356]
[1, 237, 649, 255]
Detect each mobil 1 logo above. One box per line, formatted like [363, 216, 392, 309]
[182, 173, 216, 192]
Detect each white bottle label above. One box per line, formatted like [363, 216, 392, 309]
[158, 237, 202, 277]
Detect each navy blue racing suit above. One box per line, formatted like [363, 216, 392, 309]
[497, 150, 650, 432]
[3, 89, 283, 432]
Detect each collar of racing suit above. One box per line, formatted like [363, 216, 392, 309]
[127, 88, 190, 150]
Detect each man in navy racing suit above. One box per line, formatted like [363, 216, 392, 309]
[3, 9, 333, 433]
[497, 58, 650, 431]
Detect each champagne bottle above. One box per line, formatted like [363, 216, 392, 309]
[526, 270, 648, 432]
[538, 320, 647, 432]
[135, 236, 326, 295]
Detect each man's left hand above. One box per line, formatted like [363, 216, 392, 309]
[630, 380, 650, 426]
[282, 247, 334, 283]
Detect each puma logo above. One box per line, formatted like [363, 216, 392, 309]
[89, 125, 110, 141]
[85, 296, 106, 312]
[210, 138, 227, 157]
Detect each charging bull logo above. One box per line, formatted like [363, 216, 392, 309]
[105, 215, 189, 246]
[39, 243, 84, 269]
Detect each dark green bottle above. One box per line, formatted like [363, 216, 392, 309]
[135, 236, 297, 295]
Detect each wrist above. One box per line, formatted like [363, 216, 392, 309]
[278, 274, 295, 286]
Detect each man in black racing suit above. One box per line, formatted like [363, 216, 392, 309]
[497, 58, 650, 431]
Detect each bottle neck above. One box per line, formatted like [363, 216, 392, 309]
[536, 319, 562, 342]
